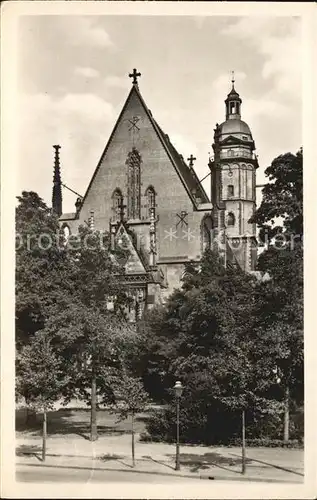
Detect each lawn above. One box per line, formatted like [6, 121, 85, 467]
[16, 406, 148, 439]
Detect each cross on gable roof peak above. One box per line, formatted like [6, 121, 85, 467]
[187, 154, 197, 167]
[129, 68, 141, 85]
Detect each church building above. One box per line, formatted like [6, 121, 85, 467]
[52, 69, 259, 319]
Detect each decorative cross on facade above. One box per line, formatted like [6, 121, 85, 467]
[118, 198, 127, 222]
[176, 210, 188, 228]
[187, 154, 196, 168]
[129, 68, 141, 85]
[128, 116, 140, 132]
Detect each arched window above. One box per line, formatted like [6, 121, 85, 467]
[227, 185, 234, 198]
[227, 212, 235, 226]
[112, 188, 123, 221]
[203, 226, 211, 250]
[201, 215, 213, 252]
[61, 224, 71, 244]
[145, 186, 156, 218]
[126, 147, 141, 219]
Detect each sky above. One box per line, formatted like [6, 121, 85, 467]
[17, 14, 302, 213]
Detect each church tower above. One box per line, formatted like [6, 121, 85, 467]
[210, 75, 258, 271]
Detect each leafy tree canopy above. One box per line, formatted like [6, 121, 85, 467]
[250, 148, 303, 406]
[250, 149, 303, 242]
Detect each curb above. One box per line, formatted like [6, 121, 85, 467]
[17, 461, 207, 481]
[227, 452, 304, 477]
[16, 462, 300, 483]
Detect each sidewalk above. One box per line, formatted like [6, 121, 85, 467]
[16, 436, 304, 483]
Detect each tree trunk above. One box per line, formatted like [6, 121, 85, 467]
[26, 407, 36, 426]
[42, 410, 47, 462]
[283, 385, 290, 444]
[241, 410, 246, 474]
[90, 372, 98, 442]
[131, 411, 135, 467]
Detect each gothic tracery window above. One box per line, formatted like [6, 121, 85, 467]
[112, 188, 123, 221]
[126, 147, 142, 219]
[145, 186, 156, 218]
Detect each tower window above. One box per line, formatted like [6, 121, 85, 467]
[229, 101, 240, 114]
[227, 185, 234, 198]
[227, 212, 235, 226]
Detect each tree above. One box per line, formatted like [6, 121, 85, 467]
[250, 149, 303, 443]
[15, 192, 69, 422]
[140, 151, 303, 446]
[250, 149, 303, 243]
[140, 250, 275, 444]
[16, 332, 69, 461]
[251, 247, 303, 442]
[111, 374, 151, 467]
[140, 243, 303, 444]
[42, 224, 134, 441]
[15, 191, 66, 348]
[15, 192, 134, 440]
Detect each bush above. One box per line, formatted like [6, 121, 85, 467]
[144, 402, 242, 445]
[227, 438, 303, 449]
[291, 405, 304, 442]
[139, 431, 162, 443]
[144, 403, 210, 445]
[143, 402, 304, 446]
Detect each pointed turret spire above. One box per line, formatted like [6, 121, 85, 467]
[52, 145, 62, 217]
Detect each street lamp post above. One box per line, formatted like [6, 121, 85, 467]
[174, 381, 184, 471]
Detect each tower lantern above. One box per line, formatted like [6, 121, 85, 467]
[225, 72, 242, 120]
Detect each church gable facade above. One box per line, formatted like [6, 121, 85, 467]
[55, 70, 258, 317]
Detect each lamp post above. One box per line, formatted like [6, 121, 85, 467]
[173, 381, 183, 471]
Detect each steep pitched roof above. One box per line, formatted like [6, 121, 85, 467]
[59, 212, 76, 221]
[115, 222, 147, 275]
[114, 222, 166, 286]
[152, 119, 209, 203]
[135, 86, 209, 205]
[77, 84, 209, 213]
